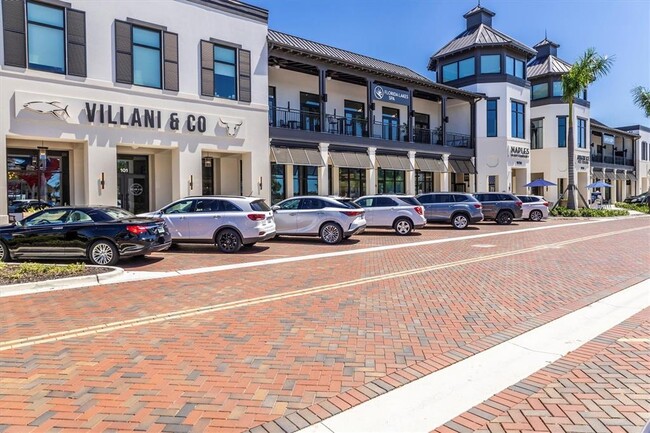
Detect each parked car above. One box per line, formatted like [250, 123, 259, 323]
[473, 193, 523, 225]
[353, 195, 425, 235]
[416, 192, 483, 229]
[0, 206, 171, 266]
[624, 191, 648, 204]
[516, 195, 549, 221]
[272, 196, 366, 244]
[141, 196, 275, 253]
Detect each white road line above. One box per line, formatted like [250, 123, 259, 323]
[298, 278, 650, 433]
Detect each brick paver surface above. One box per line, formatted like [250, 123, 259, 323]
[434, 309, 650, 433]
[0, 217, 648, 432]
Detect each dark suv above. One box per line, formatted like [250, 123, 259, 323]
[473, 193, 523, 225]
[416, 192, 484, 229]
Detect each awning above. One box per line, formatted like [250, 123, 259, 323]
[329, 151, 373, 169]
[448, 158, 477, 174]
[270, 146, 324, 166]
[615, 172, 626, 180]
[415, 157, 448, 173]
[376, 154, 414, 171]
[604, 171, 616, 180]
[627, 172, 637, 181]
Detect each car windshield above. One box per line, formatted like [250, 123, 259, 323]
[250, 200, 271, 212]
[399, 197, 420, 206]
[103, 208, 135, 220]
[335, 199, 361, 209]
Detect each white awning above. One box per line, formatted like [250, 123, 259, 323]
[329, 151, 373, 169]
[270, 146, 324, 166]
[415, 157, 448, 173]
[627, 172, 637, 181]
[604, 171, 616, 180]
[376, 154, 414, 171]
[615, 172, 626, 180]
[448, 159, 476, 174]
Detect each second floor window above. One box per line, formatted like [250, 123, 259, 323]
[511, 101, 525, 139]
[577, 118, 586, 148]
[505, 56, 524, 79]
[441, 57, 474, 82]
[531, 119, 543, 149]
[214, 45, 237, 99]
[481, 55, 501, 74]
[132, 26, 161, 88]
[26, 1, 65, 73]
[558, 116, 567, 148]
[532, 83, 549, 100]
[486, 99, 497, 137]
[553, 81, 563, 97]
[200, 40, 251, 102]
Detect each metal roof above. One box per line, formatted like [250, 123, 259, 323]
[527, 55, 571, 78]
[591, 119, 640, 138]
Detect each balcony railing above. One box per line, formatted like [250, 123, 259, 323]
[590, 154, 634, 166]
[413, 127, 442, 145]
[445, 132, 471, 148]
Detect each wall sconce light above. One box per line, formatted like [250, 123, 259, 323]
[444, 116, 449, 123]
[258, 176, 263, 190]
[100, 172, 105, 190]
[321, 93, 328, 102]
[189, 175, 194, 190]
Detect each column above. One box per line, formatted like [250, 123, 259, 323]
[318, 142, 329, 195]
[406, 150, 416, 195]
[470, 100, 477, 150]
[285, 164, 294, 198]
[0, 134, 8, 223]
[440, 154, 449, 192]
[331, 166, 340, 196]
[367, 147, 377, 195]
[319, 68, 327, 132]
[470, 156, 477, 193]
[620, 170, 627, 201]
[441, 96, 448, 146]
[610, 170, 617, 204]
[367, 79, 374, 139]
[407, 88, 414, 143]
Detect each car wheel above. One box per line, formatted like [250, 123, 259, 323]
[0, 240, 9, 262]
[89, 240, 119, 266]
[320, 222, 343, 245]
[394, 218, 413, 235]
[496, 211, 514, 225]
[529, 210, 543, 222]
[451, 213, 469, 230]
[216, 228, 242, 253]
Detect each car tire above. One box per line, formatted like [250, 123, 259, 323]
[320, 222, 343, 245]
[0, 240, 9, 262]
[215, 228, 242, 253]
[496, 211, 514, 225]
[529, 210, 543, 222]
[451, 213, 469, 230]
[393, 218, 413, 235]
[88, 240, 119, 266]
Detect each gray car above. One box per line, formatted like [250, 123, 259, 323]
[416, 192, 484, 229]
[473, 193, 523, 225]
[272, 196, 366, 244]
[140, 196, 276, 253]
[354, 195, 426, 235]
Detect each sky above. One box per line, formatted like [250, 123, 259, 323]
[247, 0, 650, 128]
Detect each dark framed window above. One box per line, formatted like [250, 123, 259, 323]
[339, 168, 366, 198]
[577, 118, 587, 148]
[532, 83, 549, 100]
[531, 118, 543, 149]
[202, 157, 214, 195]
[214, 44, 237, 99]
[480, 54, 501, 74]
[268, 86, 276, 126]
[442, 62, 458, 82]
[505, 56, 524, 79]
[558, 116, 567, 148]
[300, 92, 320, 132]
[416, 171, 434, 194]
[377, 169, 405, 194]
[382, 107, 400, 141]
[293, 166, 318, 195]
[486, 99, 497, 137]
[132, 26, 161, 88]
[441, 57, 474, 82]
[488, 175, 497, 192]
[26, 1, 65, 73]
[511, 101, 525, 139]
[553, 81, 563, 97]
[270, 163, 285, 204]
[344, 100, 365, 137]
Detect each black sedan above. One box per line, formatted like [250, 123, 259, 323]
[0, 206, 171, 266]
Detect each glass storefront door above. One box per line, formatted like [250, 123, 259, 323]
[339, 168, 366, 198]
[117, 155, 149, 214]
[7, 149, 69, 208]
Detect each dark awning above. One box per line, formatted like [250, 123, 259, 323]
[448, 159, 476, 174]
[604, 171, 616, 180]
[627, 172, 637, 181]
[415, 157, 448, 173]
[329, 151, 373, 169]
[376, 154, 414, 171]
[270, 146, 324, 166]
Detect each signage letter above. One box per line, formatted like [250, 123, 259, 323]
[85, 102, 96, 122]
[169, 113, 180, 130]
[107, 105, 117, 125]
[187, 114, 196, 132]
[197, 116, 207, 133]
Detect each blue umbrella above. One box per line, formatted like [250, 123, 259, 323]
[525, 179, 557, 187]
[586, 181, 611, 188]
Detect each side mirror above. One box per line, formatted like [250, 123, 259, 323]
[271, 205, 280, 211]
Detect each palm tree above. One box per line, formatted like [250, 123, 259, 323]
[632, 86, 650, 118]
[561, 48, 614, 209]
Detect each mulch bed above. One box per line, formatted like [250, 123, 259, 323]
[0, 264, 112, 286]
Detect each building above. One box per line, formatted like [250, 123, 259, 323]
[267, 30, 481, 203]
[527, 38, 591, 204]
[0, 0, 270, 223]
[428, 5, 537, 194]
[617, 125, 650, 197]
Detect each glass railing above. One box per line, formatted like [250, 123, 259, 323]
[413, 127, 442, 145]
[590, 154, 634, 166]
[445, 132, 471, 148]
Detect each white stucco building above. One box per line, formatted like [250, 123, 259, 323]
[618, 125, 650, 196]
[0, 0, 270, 223]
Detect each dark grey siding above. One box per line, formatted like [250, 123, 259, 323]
[66, 9, 86, 77]
[2, 0, 26, 68]
[115, 20, 133, 84]
[163, 31, 178, 91]
[200, 40, 214, 96]
[238, 49, 251, 102]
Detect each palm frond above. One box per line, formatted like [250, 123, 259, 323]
[632, 86, 650, 117]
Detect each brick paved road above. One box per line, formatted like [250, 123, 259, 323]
[0, 217, 648, 432]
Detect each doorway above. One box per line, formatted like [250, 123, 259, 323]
[117, 155, 149, 214]
[7, 148, 69, 207]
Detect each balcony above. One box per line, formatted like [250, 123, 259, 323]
[590, 153, 634, 167]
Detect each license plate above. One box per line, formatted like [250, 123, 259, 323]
[157, 226, 165, 233]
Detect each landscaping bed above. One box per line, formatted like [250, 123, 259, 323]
[550, 206, 629, 218]
[615, 202, 650, 214]
[0, 262, 111, 286]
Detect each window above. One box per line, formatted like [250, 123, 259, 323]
[416, 171, 434, 194]
[23, 208, 70, 226]
[26, 2, 65, 73]
[293, 166, 318, 195]
[481, 55, 501, 74]
[577, 118, 587, 148]
[300, 92, 320, 132]
[374, 197, 398, 207]
[339, 168, 366, 198]
[279, 198, 300, 210]
[214, 45, 237, 99]
[532, 83, 549, 100]
[442, 63, 458, 82]
[531, 119, 543, 149]
[441, 57, 474, 82]
[643, 141, 648, 161]
[511, 101, 525, 139]
[132, 26, 161, 88]
[558, 116, 567, 148]
[300, 198, 326, 210]
[66, 210, 93, 224]
[164, 200, 194, 214]
[268, 86, 276, 126]
[194, 199, 221, 213]
[271, 163, 285, 204]
[505, 56, 524, 79]
[377, 169, 405, 194]
[344, 100, 365, 137]
[486, 99, 497, 137]
[553, 81, 563, 97]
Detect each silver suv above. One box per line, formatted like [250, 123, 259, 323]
[140, 196, 276, 253]
[272, 196, 366, 244]
[354, 195, 426, 235]
[473, 193, 523, 225]
[416, 192, 484, 229]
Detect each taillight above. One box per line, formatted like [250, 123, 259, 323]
[473, 203, 482, 209]
[515, 201, 523, 207]
[341, 210, 363, 217]
[414, 206, 423, 215]
[247, 213, 266, 221]
[543, 201, 549, 207]
[126, 225, 149, 235]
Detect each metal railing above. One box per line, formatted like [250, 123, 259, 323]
[445, 132, 471, 148]
[413, 127, 442, 145]
[270, 107, 321, 132]
[590, 154, 634, 166]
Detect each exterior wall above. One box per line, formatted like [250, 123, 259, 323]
[1, 0, 269, 222]
[412, 99, 442, 129]
[269, 67, 319, 110]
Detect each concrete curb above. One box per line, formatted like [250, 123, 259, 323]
[0, 266, 124, 297]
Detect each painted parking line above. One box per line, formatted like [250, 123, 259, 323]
[0, 225, 643, 352]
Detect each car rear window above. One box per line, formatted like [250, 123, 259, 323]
[335, 199, 361, 209]
[399, 197, 420, 206]
[250, 200, 271, 212]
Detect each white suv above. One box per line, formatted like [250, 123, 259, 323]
[354, 195, 426, 235]
[140, 196, 275, 253]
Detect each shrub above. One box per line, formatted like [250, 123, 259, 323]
[1, 262, 86, 281]
[550, 206, 628, 217]
[615, 202, 650, 214]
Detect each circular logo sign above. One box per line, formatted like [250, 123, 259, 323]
[129, 183, 143, 196]
[373, 86, 384, 100]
